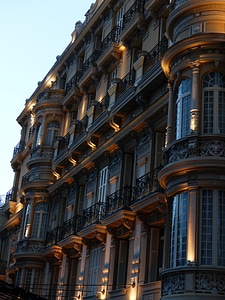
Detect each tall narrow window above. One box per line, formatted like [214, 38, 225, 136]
[97, 166, 109, 203]
[201, 189, 225, 266]
[32, 202, 49, 239]
[114, 239, 129, 289]
[170, 192, 188, 268]
[203, 72, 225, 134]
[25, 269, 41, 293]
[23, 203, 30, 238]
[175, 78, 192, 139]
[87, 246, 102, 296]
[116, 6, 124, 29]
[45, 121, 60, 146]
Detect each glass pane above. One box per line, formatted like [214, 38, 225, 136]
[201, 190, 213, 265]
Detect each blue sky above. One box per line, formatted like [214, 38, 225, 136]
[0, 1, 92, 198]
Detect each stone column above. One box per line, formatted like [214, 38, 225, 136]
[190, 62, 200, 133]
[166, 81, 174, 145]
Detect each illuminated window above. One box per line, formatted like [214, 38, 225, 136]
[32, 202, 49, 239]
[203, 72, 225, 134]
[201, 189, 225, 266]
[170, 192, 188, 267]
[45, 121, 60, 146]
[175, 78, 192, 139]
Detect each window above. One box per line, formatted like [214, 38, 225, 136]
[114, 239, 129, 289]
[203, 71, 225, 134]
[116, 6, 124, 29]
[201, 189, 225, 266]
[32, 202, 49, 239]
[25, 269, 41, 293]
[87, 246, 102, 296]
[36, 124, 42, 146]
[23, 203, 30, 238]
[45, 121, 60, 145]
[175, 78, 192, 139]
[97, 166, 109, 203]
[146, 227, 164, 282]
[170, 192, 188, 268]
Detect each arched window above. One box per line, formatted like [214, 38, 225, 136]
[32, 202, 49, 239]
[203, 71, 225, 134]
[45, 121, 60, 145]
[175, 78, 192, 139]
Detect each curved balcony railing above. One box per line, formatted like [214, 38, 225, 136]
[161, 267, 225, 297]
[163, 134, 225, 166]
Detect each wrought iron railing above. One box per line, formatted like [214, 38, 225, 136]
[65, 71, 82, 94]
[101, 25, 122, 50]
[74, 116, 87, 138]
[101, 186, 134, 218]
[46, 227, 61, 247]
[59, 215, 83, 240]
[93, 94, 109, 121]
[57, 133, 70, 155]
[133, 166, 163, 201]
[12, 140, 26, 158]
[116, 68, 135, 99]
[82, 202, 103, 227]
[143, 37, 168, 74]
[81, 49, 101, 74]
[122, 0, 145, 29]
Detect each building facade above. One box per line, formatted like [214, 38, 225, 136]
[1, 0, 225, 299]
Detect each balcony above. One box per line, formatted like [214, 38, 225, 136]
[63, 71, 83, 106]
[14, 239, 45, 263]
[134, 166, 163, 201]
[36, 88, 64, 104]
[116, 69, 136, 100]
[161, 267, 225, 297]
[100, 186, 136, 236]
[119, 0, 147, 45]
[96, 25, 123, 68]
[143, 37, 168, 75]
[78, 50, 101, 89]
[159, 134, 225, 191]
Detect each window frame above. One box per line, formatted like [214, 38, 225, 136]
[175, 78, 192, 139]
[202, 71, 225, 134]
[32, 202, 49, 239]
